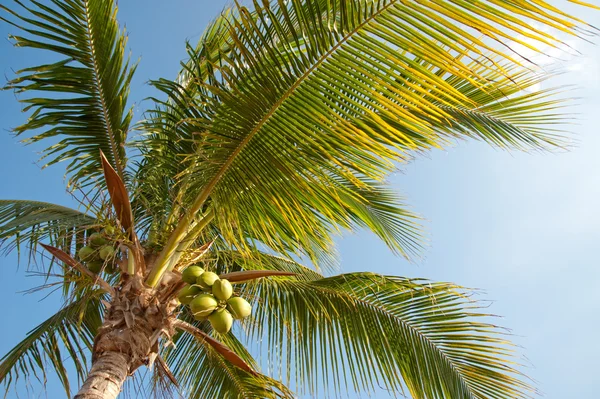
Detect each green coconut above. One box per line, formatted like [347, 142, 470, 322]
[189, 294, 218, 318]
[87, 260, 104, 274]
[89, 233, 107, 248]
[178, 285, 201, 305]
[103, 226, 116, 236]
[99, 245, 116, 260]
[208, 308, 233, 334]
[197, 271, 219, 289]
[212, 279, 233, 301]
[182, 266, 205, 284]
[78, 246, 96, 262]
[227, 297, 252, 319]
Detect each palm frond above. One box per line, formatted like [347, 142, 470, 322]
[131, 8, 242, 238]
[207, 175, 425, 270]
[1, 0, 136, 189]
[244, 272, 533, 398]
[165, 311, 294, 399]
[404, 55, 572, 150]
[0, 199, 96, 263]
[0, 290, 103, 397]
[209, 249, 324, 281]
[142, 0, 594, 274]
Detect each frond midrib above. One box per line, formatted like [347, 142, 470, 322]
[82, 0, 124, 178]
[0, 199, 93, 216]
[187, 1, 399, 212]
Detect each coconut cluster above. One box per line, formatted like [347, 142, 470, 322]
[178, 266, 251, 334]
[77, 228, 118, 274]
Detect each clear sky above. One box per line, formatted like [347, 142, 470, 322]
[0, 1, 599, 398]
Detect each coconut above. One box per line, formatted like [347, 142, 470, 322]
[182, 266, 205, 284]
[227, 297, 252, 319]
[103, 226, 116, 236]
[189, 294, 218, 317]
[197, 271, 219, 289]
[99, 245, 115, 260]
[78, 246, 96, 262]
[212, 279, 233, 301]
[178, 285, 201, 305]
[89, 233, 107, 248]
[87, 260, 104, 273]
[208, 308, 233, 334]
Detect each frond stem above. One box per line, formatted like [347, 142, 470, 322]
[172, 319, 255, 374]
[145, 209, 215, 287]
[82, 0, 125, 178]
[40, 244, 114, 297]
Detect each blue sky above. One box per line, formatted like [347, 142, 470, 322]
[0, 1, 599, 398]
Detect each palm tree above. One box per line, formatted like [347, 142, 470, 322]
[0, 0, 596, 398]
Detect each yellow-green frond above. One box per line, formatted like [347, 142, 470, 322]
[244, 273, 533, 398]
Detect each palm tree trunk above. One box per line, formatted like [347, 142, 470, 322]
[74, 351, 130, 399]
[73, 272, 179, 399]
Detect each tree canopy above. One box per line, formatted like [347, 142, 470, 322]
[0, 0, 597, 398]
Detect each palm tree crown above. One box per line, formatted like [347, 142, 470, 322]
[0, 0, 597, 398]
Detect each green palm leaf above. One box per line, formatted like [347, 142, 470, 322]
[0, 200, 96, 262]
[1, 0, 136, 189]
[143, 0, 592, 277]
[200, 251, 531, 398]
[131, 9, 245, 240]
[210, 249, 324, 281]
[0, 290, 103, 397]
[405, 56, 571, 149]
[164, 312, 294, 399]
[208, 176, 424, 270]
[243, 272, 532, 398]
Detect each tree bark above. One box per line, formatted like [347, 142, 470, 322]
[74, 351, 129, 399]
[73, 272, 180, 398]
